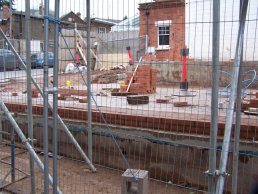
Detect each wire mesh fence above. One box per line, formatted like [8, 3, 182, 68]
[0, 0, 258, 194]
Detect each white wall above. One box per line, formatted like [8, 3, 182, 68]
[185, 0, 258, 61]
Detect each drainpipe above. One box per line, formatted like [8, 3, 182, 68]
[144, 4, 150, 53]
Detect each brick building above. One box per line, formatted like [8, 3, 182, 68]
[138, 0, 185, 61]
[60, 11, 86, 31]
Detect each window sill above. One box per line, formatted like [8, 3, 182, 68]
[156, 47, 170, 51]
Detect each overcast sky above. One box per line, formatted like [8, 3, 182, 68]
[14, 0, 153, 20]
[12, 0, 258, 60]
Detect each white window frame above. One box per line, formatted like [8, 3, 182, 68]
[98, 27, 107, 34]
[155, 20, 172, 50]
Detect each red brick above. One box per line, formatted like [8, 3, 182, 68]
[174, 102, 188, 107]
[156, 99, 169, 104]
[79, 98, 87, 103]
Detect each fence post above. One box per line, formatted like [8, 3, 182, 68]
[208, 0, 220, 193]
[232, 1, 244, 193]
[43, 0, 50, 192]
[25, 0, 36, 193]
[53, 0, 60, 193]
[86, 0, 93, 162]
[215, 1, 249, 193]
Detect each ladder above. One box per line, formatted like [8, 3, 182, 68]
[75, 29, 102, 69]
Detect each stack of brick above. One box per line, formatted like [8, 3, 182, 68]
[121, 65, 157, 94]
[241, 92, 258, 111]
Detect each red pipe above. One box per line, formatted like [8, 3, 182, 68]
[75, 53, 79, 64]
[126, 46, 133, 65]
[182, 55, 187, 82]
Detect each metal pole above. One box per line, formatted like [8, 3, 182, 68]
[43, 0, 50, 192]
[0, 28, 96, 172]
[10, 127, 15, 183]
[53, 0, 60, 193]
[25, 1, 36, 193]
[0, 113, 2, 143]
[232, 50, 243, 194]
[232, 1, 244, 193]
[86, 0, 92, 162]
[208, 0, 220, 193]
[0, 99, 62, 194]
[215, 1, 249, 193]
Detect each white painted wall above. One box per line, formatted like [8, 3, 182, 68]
[185, 0, 258, 61]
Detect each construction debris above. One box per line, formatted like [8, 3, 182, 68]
[11, 92, 18, 97]
[244, 108, 258, 115]
[242, 92, 258, 114]
[64, 63, 87, 74]
[91, 69, 126, 84]
[110, 64, 126, 70]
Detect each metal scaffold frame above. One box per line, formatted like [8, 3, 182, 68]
[0, 0, 257, 193]
[0, 0, 96, 192]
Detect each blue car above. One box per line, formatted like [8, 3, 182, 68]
[31, 52, 54, 69]
[0, 49, 23, 71]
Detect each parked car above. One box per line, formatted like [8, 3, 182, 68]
[0, 49, 22, 71]
[31, 52, 54, 69]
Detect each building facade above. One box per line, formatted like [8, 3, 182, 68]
[139, 0, 185, 61]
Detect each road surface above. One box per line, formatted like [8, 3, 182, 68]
[0, 68, 53, 81]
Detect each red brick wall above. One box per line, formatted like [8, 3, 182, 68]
[0, 5, 10, 35]
[139, 2, 185, 61]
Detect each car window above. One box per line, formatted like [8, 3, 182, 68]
[6, 50, 14, 56]
[0, 49, 13, 56]
[31, 54, 38, 59]
[38, 53, 44, 59]
[48, 53, 54, 58]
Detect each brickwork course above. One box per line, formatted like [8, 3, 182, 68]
[4, 102, 257, 141]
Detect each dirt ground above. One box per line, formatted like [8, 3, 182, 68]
[0, 144, 193, 194]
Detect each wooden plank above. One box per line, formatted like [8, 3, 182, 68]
[126, 57, 143, 92]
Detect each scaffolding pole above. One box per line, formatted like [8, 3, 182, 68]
[43, 0, 50, 192]
[232, 1, 244, 193]
[25, 0, 36, 193]
[86, 0, 92, 162]
[215, 1, 249, 193]
[0, 28, 96, 173]
[208, 0, 220, 193]
[0, 99, 62, 194]
[53, 0, 60, 193]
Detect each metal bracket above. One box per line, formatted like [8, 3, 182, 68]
[204, 170, 230, 177]
[44, 87, 58, 94]
[22, 138, 37, 144]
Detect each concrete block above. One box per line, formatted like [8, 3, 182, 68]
[121, 169, 148, 194]
[127, 95, 149, 105]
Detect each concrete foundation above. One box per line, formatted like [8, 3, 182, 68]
[1, 108, 258, 193]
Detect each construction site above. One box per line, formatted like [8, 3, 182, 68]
[0, 0, 258, 194]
